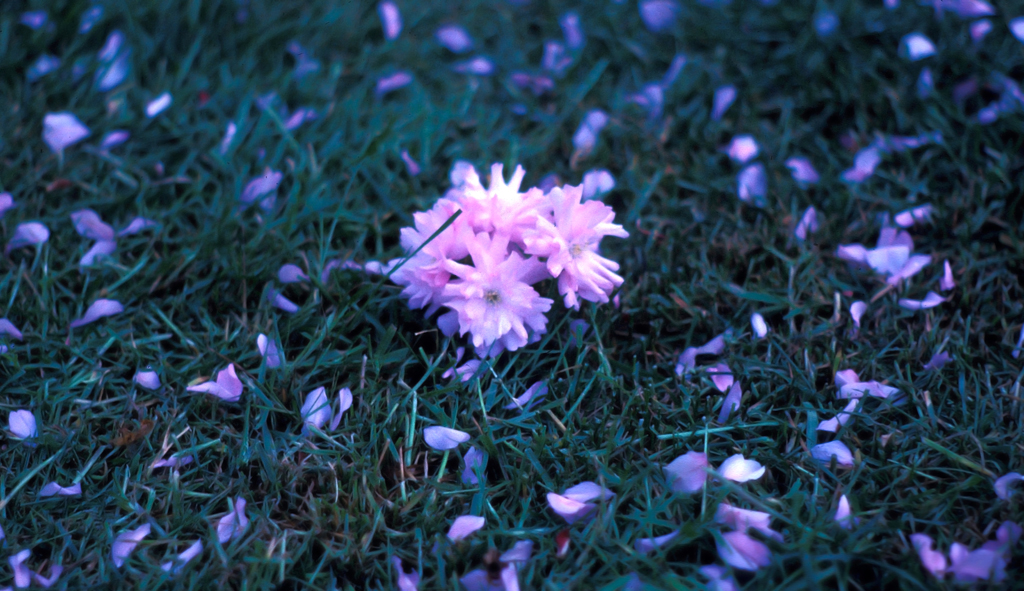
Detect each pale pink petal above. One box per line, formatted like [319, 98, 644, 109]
[634, 530, 680, 554]
[458, 570, 492, 591]
[842, 147, 881, 183]
[80, 240, 117, 267]
[794, 206, 820, 241]
[708, 363, 734, 393]
[9, 550, 31, 588]
[786, 158, 820, 185]
[1010, 17, 1024, 42]
[898, 291, 944, 310]
[160, 540, 203, 574]
[971, 19, 993, 43]
[901, 33, 936, 61]
[639, 0, 679, 32]
[187, 364, 243, 402]
[152, 454, 193, 469]
[277, 264, 308, 283]
[391, 556, 420, 591]
[726, 135, 759, 164]
[500, 540, 534, 563]
[100, 130, 130, 149]
[378, 2, 402, 40]
[546, 492, 595, 524]
[996, 521, 1022, 547]
[911, 533, 947, 577]
[462, 446, 486, 485]
[401, 150, 421, 176]
[6, 222, 50, 253]
[717, 381, 742, 424]
[436, 25, 473, 53]
[818, 399, 859, 433]
[241, 169, 282, 207]
[218, 122, 237, 155]
[736, 164, 767, 208]
[865, 245, 910, 276]
[112, 523, 151, 567]
[453, 57, 494, 76]
[145, 93, 172, 118]
[9, 410, 37, 438]
[716, 531, 771, 571]
[834, 369, 860, 387]
[811, 441, 855, 467]
[423, 426, 470, 450]
[675, 333, 727, 376]
[886, 254, 932, 285]
[0, 319, 23, 340]
[447, 515, 485, 542]
[939, 260, 955, 291]
[836, 244, 868, 265]
[948, 544, 1005, 583]
[39, 482, 81, 497]
[894, 204, 933, 228]
[715, 503, 782, 540]
[376, 72, 413, 96]
[216, 498, 249, 543]
[32, 564, 62, 588]
[699, 565, 739, 591]
[70, 299, 124, 328]
[257, 334, 281, 368]
[923, 351, 952, 371]
[562, 482, 615, 503]
[995, 472, 1024, 500]
[712, 86, 736, 120]
[664, 451, 709, 493]
[0, 192, 14, 218]
[581, 169, 615, 199]
[717, 454, 765, 483]
[504, 381, 548, 410]
[500, 564, 520, 591]
[43, 112, 90, 153]
[834, 495, 856, 529]
[268, 287, 299, 313]
[560, 11, 584, 49]
[117, 217, 158, 237]
[329, 388, 353, 430]
[850, 301, 867, 328]
[750, 313, 768, 338]
[300, 387, 331, 431]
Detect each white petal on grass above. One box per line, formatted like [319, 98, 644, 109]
[901, 33, 936, 61]
[811, 441, 855, 467]
[664, 451, 709, 493]
[43, 113, 90, 154]
[160, 540, 203, 575]
[268, 287, 300, 313]
[39, 482, 81, 497]
[80, 240, 117, 267]
[940, 260, 955, 291]
[71, 209, 115, 241]
[1010, 17, 1024, 43]
[9, 549, 31, 588]
[639, 0, 679, 32]
[0, 319, 24, 340]
[504, 381, 548, 410]
[436, 25, 473, 53]
[187, 364, 244, 402]
[834, 495, 855, 529]
[216, 498, 249, 544]
[718, 455, 765, 482]
[708, 363, 734, 393]
[581, 169, 615, 199]
[447, 515, 485, 542]
[911, 533, 947, 577]
[257, 334, 281, 368]
[726, 135, 759, 163]
[750, 313, 768, 339]
[716, 531, 771, 571]
[712, 85, 737, 120]
[100, 130, 130, 149]
[376, 72, 413, 96]
[6, 222, 49, 254]
[818, 399, 859, 433]
[786, 157, 820, 185]
[461, 447, 486, 485]
[329, 388, 353, 430]
[118, 217, 157, 237]
[391, 556, 420, 591]
[715, 503, 783, 541]
[634, 530, 680, 554]
[378, 2, 402, 40]
[737, 163, 767, 208]
[277, 264, 308, 283]
[717, 381, 743, 424]
[423, 426, 469, 450]
[9, 410, 37, 439]
[218, 122, 237, 155]
[850, 301, 867, 328]
[70, 299, 124, 328]
[546, 492, 595, 524]
[240, 169, 282, 206]
[112, 523, 151, 568]
[794, 207, 820, 241]
[301, 387, 331, 431]
[898, 291, 945, 311]
[145, 93, 172, 118]
[995, 472, 1024, 500]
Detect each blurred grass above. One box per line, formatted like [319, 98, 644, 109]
[1, 0, 1023, 589]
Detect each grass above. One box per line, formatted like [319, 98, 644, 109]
[1, 0, 1023, 588]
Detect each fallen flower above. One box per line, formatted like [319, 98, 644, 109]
[726, 135, 759, 164]
[216, 498, 249, 544]
[69, 299, 124, 328]
[995, 472, 1023, 500]
[447, 515, 485, 542]
[6, 222, 50, 253]
[257, 334, 281, 368]
[145, 92, 172, 118]
[898, 291, 944, 310]
[378, 1, 402, 40]
[810, 441, 855, 467]
[9, 410, 37, 439]
[39, 482, 81, 497]
[423, 426, 470, 450]
[716, 531, 771, 571]
[186, 364, 244, 402]
[43, 113, 90, 153]
[112, 523, 151, 568]
[160, 540, 202, 575]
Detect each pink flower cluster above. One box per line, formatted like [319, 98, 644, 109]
[389, 162, 628, 356]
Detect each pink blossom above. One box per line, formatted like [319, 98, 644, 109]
[423, 426, 470, 450]
[726, 135, 759, 163]
[187, 364, 243, 402]
[811, 441, 855, 467]
[70, 299, 123, 328]
[716, 531, 771, 571]
[390, 197, 471, 315]
[442, 233, 552, 354]
[447, 515, 485, 542]
[216, 498, 249, 543]
[523, 184, 628, 309]
[6, 222, 49, 253]
[112, 523, 151, 567]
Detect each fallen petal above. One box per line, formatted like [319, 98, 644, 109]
[850, 301, 867, 328]
[80, 240, 117, 267]
[810, 441, 854, 467]
[504, 381, 548, 410]
[581, 169, 615, 199]
[794, 207, 820, 241]
[329, 387, 353, 430]
[902, 33, 936, 61]
[712, 86, 737, 120]
[639, 0, 679, 32]
[708, 363, 734, 393]
[699, 565, 739, 591]
[737, 164, 767, 208]
[9, 549, 31, 588]
[216, 498, 249, 543]
[461, 446, 486, 485]
[0, 319, 23, 340]
[546, 492, 595, 524]
[716, 531, 771, 571]
[300, 387, 331, 431]
[785, 157, 820, 185]
[9, 410, 37, 439]
[391, 556, 420, 591]
[939, 260, 955, 291]
[436, 25, 473, 53]
[117, 217, 158, 237]
[256, 334, 281, 368]
[376, 72, 413, 96]
[995, 472, 1024, 501]
[268, 287, 299, 313]
[70, 299, 124, 328]
[112, 523, 151, 568]
[145, 93, 172, 118]
[39, 482, 81, 497]
[634, 530, 680, 554]
[923, 351, 952, 372]
[898, 291, 944, 310]
[43, 113, 90, 153]
[378, 1, 402, 40]
[562, 481, 615, 503]
[834, 495, 857, 529]
[424, 426, 470, 450]
[100, 130, 130, 149]
[911, 533, 947, 577]
[160, 540, 203, 575]
[726, 135, 759, 164]
[447, 515, 485, 542]
[818, 399, 859, 433]
[664, 451, 709, 493]
[7, 222, 50, 253]
[717, 454, 765, 483]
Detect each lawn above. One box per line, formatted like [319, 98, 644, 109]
[1, 0, 1023, 589]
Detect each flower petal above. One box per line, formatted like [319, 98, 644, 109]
[145, 92, 173, 118]
[112, 523, 151, 568]
[9, 550, 31, 588]
[562, 481, 615, 503]
[447, 515, 485, 542]
[6, 222, 50, 253]
[716, 531, 771, 571]
[504, 381, 548, 410]
[995, 472, 1024, 501]
[300, 387, 331, 431]
[329, 388, 353, 430]
[911, 533, 947, 577]
[634, 530, 680, 554]
[664, 451, 709, 493]
[39, 482, 81, 497]
[257, 334, 281, 368]
[378, 1, 402, 40]
[160, 540, 203, 575]
[717, 454, 765, 483]
[43, 113, 90, 153]
[71, 209, 115, 240]
[9, 410, 37, 439]
[545, 493, 595, 524]
[423, 426, 470, 450]
[70, 299, 124, 328]
[391, 556, 420, 591]
[834, 494, 856, 529]
[216, 498, 249, 543]
[277, 264, 308, 284]
[461, 446, 486, 485]
[810, 441, 855, 467]
[898, 291, 945, 310]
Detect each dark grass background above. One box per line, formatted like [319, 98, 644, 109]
[1, 0, 1023, 588]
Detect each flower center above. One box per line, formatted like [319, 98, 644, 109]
[569, 243, 584, 259]
[484, 289, 501, 305]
